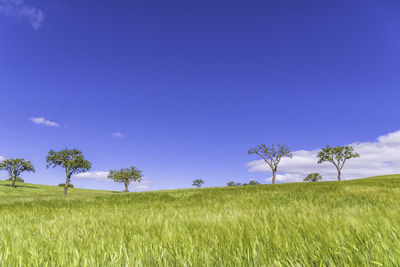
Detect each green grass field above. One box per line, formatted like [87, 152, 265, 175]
[1, 175, 400, 266]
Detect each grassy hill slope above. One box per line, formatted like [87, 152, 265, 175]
[1, 175, 400, 265]
[0, 180, 111, 203]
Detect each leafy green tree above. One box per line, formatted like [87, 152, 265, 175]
[192, 179, 204, 188]
[248, 144, 293, 184]
[304, 173, 322, 182]
[0, 159, 35, 187]
[46, 149, 91, 195]
[107, 166, 143, 192]
[317, 145, 360, 181]
[227, 181, 242, 186]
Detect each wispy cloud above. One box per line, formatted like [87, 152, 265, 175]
[134, 179, 151, 190]
[0, 156, 5, 179]
[111, 132, 124, 138]
[74, 171, 110, 182]
[0, 0, 44, 30]
[247, 130, 400, 183]
[30, 117, 59, 127]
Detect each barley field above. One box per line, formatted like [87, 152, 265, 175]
[1, 175, 400, 266]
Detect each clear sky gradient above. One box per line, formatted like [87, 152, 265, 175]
[1, 0, 400, 191]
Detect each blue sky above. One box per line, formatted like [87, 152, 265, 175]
[1, 0, 400, 191]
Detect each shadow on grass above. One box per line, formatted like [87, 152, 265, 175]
[0, 183, 39, 189]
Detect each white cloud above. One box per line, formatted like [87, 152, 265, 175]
[0, 156, 6, 179]
[0, 0, 44, 30]
[134, 178, 151, 190]
[111, 132, 124, 138]
[30, 117, 59, 127]
[247, 130, 400, 183]
[74, 171, 110, 182]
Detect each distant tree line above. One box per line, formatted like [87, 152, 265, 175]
[227, 179, 260, 186]
[248, 144, 360, 184]
[0, 148, 143, 195]
[191, 179, 262, 188]
[0, 143, 360, 194]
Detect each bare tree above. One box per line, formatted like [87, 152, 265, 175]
[248, 144, 293, 184]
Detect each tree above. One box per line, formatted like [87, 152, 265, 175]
[192, 179, 204, 188]
[304, 173, 322, 182]
[0, 159, 35, 187]
[248, 179, 260, 185]
[58, 183, 74, 188]
[46, 149, 91, 195]
[227, 181, 241, 186]
[107, 166, 143, 192]
[243, 179, 261, 186]
[317, 145, 360, 181]
[6, 177, 24, 183]
[248, 144, 293, 184]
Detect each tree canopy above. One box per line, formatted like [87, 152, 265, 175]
[248, 144, 293, 184]
[0, 159, 35, 187]
[192, 179, 204, 188]
[46, 148, 91, 195]
[317, 145, 359, 181]
[107, 166, 143, 192]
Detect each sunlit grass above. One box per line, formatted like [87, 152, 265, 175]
[1, 175, 400, 265]
[0, 180, 111, 203]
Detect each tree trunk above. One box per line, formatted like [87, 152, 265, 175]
[11, 176, 16, 188]
[124, 182, 129, 192]
[272, 171, 277, 184]
[64, 177, 71, 195]
[337, 170, 341, 181]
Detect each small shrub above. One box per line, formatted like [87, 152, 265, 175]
[243, 179, 260, 186]
[227, 181, 242, 186]
[304, 173, 323, 182]
[58, 183, 74, 188]
[249, 179, 260, 185]
[6, 177, 24, 183]
[192, 179, 204, 188]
